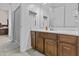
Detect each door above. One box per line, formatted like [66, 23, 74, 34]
[14, 5, 21, 45]
[58, 43, 76, 56]
[36, 32, 44, 53]
[45, 39, 57, 56]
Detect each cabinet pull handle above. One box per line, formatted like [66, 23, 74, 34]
[47, 41, 57, 44]
[63, 47, 70, 50]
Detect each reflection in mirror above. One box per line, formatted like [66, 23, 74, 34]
[47, 3, 78, 31]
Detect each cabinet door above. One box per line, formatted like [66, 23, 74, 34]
[36, 32, 44, 53]
[31, 31, 36, 48]
[58, 43, 76, 56]
[45, 39, 57, 56]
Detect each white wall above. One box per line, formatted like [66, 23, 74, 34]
[20, 4, 38, 52]
[20, 3, 50, 52]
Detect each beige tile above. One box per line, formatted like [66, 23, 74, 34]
[0, 35, 10, 45]
[26, 48, 45, 56]
[0, 35, 45, 56]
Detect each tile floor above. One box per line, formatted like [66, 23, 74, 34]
[0, 48, 45, 56]
[0, 35, 45, 56]
[0, 35, 10, 45]
[26, 48, 45, 56]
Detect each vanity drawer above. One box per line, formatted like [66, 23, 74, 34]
[59, 34, 77, 44]
[40, 32, 57, 40]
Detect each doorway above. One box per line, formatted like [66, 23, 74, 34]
[0, 9, 9, 45]
[13, 5, 21, 47]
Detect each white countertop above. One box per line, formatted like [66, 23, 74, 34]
[31, 29, 79, 36]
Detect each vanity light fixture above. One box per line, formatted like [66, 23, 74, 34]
[29, 10, 37, 16]
[43, 16, 48, 19]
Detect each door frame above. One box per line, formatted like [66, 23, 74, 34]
[13, 4, 21, 46]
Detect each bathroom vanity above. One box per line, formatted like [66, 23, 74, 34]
[31, 30, 79, 56]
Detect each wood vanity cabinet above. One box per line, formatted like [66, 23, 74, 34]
[58, 34, 77, 56]
[31, 31, 78, 56]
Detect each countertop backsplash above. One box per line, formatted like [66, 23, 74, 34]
[50, 27, 78, 31]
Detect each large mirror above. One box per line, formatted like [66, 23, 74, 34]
[42, 3, 79, 31]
